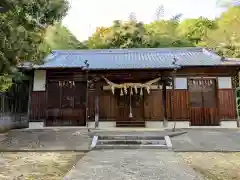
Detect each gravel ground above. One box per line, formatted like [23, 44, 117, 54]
[0, 152, 84, 180]
[178, 152, 240, 180]
[64, 150, 204, 180]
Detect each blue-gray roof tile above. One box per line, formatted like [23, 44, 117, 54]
[22, 47, 240, 70]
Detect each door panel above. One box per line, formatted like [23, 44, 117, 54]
[117, 89, 144, 121]
[189, 78, 219, 126]
[46, 81, 86, 126]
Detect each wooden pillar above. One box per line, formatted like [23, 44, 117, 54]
[27, 70, 33, 121]
[162, 78, 167, 127]
[95, 81, 101, 128]
[85, 73, 89, 128]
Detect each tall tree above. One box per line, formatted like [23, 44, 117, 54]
[87, 20, 150, 49]
[155, 5, 164, 21]
[204, 6, 240, 57]
[45, 23, 86, 49]
[145, 15, 193, 48]
[177, 17, 217, 45]
[0, 0, 69, 91]
[104, 20, 150, 48]
[87, 27, 112, 49]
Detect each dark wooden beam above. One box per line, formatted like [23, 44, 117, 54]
[162, 78, 167, 126]
[27, 71, 33, 121]
[94, 80, 101, 128]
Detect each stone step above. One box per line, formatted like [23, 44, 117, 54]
[97, 139, 166, 145]
[116, 124, 146, 127]
[116, 121, 145, 127]
[94, 144, 168, 150]
[98, 135, 165, 140]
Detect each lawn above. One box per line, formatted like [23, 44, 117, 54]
[178, 152, 240, 180]
[0, 152, 84, 180]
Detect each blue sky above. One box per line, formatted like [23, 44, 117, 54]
[62, 0, 225, 41]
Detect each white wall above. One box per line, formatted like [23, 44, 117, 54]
[174, 77, 188, 89]
[218, 77, 232, 89]
[33, 70, 46, 91]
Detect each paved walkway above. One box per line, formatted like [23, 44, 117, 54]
[0, 128, 91, 151]
[64, 150, 203, 180]
[172, 129, 240, 152]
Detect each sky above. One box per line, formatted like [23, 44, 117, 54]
[62, 0, 225, 41]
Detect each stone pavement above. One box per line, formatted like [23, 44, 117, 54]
[64, 150, 204, 180]
[0, 133, 6, 142]
[172, 129, 240, 152]
[0, 128, 91, 151]
[90, 129, 186, 137]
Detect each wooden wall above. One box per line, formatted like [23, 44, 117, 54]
[30, 67, 238, 123]
[30, 91, 46, 120]
[218, 89, 237, 120]
[87, 88, 237, 122]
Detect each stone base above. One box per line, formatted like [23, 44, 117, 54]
[220, 121, 238, 128]
[88, 121, 239, 129]
[28, 122, 44, 129]
[0, 113, 28, 132]
[145, 121, 190, 129]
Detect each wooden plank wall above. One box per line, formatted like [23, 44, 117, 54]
[30, 91, 46, 120]
[30, 68, 238, 122]
[144, 90, 189, 121]
[169, 90, 189, 120]
[218, 89, 237, 120]
[30, 88, 237, 122]
[88, 90, 117, 121]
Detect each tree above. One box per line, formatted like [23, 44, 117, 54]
[204, 6, 240, 57]
[104, 20, 150, 48]
[87, 27, 112, 49]
[177, 17, 217, 45]
[88, 20, 150, 49]
[0, 0, 69, 91]
[145, 15, 193, 48]
[45, 23, 86, 49]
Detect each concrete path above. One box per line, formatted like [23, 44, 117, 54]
[64, 150, 203, 180]
[172, 129, 240, 152]
[0, 128, 91, 151]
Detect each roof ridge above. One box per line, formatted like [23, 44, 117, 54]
[53, 47, 203, 55]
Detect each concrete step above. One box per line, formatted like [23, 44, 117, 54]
[116, 121, 145, 127]
[97, 139, 166, 145]
[116, 124, 146, 127]
[98, 135, 165, 140]
[94, 144, 168, 150]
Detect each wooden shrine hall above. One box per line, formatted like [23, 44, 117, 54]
[21, 48, 240, 128]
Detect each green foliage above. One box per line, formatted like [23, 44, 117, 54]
[105, 20, 150, 48]
[87, 6, 239, 58]
[146, 18, 193, 48]
[45, 23, 86, 49]
[88, 20, 150, 49]
[178, 17, 217, 45]
[203, 6, 240, 57]
[0, 74, 12, 92]
[0, 0, 69, 91]
[87, 27, 112, 49]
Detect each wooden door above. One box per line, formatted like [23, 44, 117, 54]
[117, 90, 144, 121]
[189, 78, 219, 126]
[46, 81, 86, 126]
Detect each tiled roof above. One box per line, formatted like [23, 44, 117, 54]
[22, 47, 240, 70]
